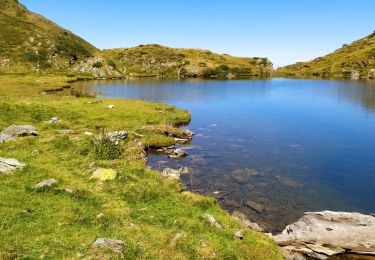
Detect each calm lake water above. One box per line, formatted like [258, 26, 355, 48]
[74, 78, 375, 232]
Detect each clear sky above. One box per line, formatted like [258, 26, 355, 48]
[20, 0, 375, 68]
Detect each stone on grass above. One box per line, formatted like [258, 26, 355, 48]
[33, 178, 58, 190]
[1, 125, 38, 137]
[203, 213, 222, 230]
[273, 211, 375, 259]
[234, 230, 244, 239]
[232, 211, 265, 232]
[108, 105, 115, 109]
[96, 131, 127, 146]
[91, 168, 117, 181]
[49, 117, 60, 124]
[93, 238, 125, 253]
[0, 158, 26, 174]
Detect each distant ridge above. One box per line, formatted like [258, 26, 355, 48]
[276, 32, 375, 79]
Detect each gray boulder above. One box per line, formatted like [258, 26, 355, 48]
[168, 148, 188, 159]
[273, 211, 375, 259]
[93, 238, 125, 253]
[161, 167, 188, 180]
[0, 158, 26, 174]
[33, 178, 58, 190]
[2, 125, 38, 137]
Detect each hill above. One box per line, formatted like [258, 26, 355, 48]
[95, 45, 273, 79]
[0, 0, 98, 73]
[276, 32, 375, 79]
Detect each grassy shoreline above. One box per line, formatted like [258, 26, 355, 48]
[0, 73, 281, 259]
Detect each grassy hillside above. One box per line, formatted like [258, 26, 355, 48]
[276, 32, 375, 79]
[100, 45, 273, 79]
[0, 0, 98, 72]
[0, 74, 282, 259]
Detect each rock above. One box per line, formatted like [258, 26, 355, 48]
[96, 213, 105, 219]
[108, 105, 115, 109]
[368, 69, 375, 79]
[275, 175, 304, 188]
[231, 168, 259, 184]
[105, 131, 127, 145]
[0, 158, 26, 174]
[49, 117, 59, 124]
[350, 70, 360, 80]
[84, 131, 94, 136]
[157, 145, 175, 154]
[234, 230, 244, 239]
[168, 148, 188, 159]
[174, 138, 190, 144]
[273, 211, 375, 258]
[232, 211, 265, 232]
[170, 233, 186, 248]
[92, 238, 125, 253]
[245, 200, 265, 213]
[0, 125, 38, 143]
[33, 178, 58, 190]
[203, 213, 222, 230]
[64, 188, 75, 194]
[91, 168, 117, 181]
[161, 167, 188, 180]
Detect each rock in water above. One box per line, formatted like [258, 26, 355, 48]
[91, 168, 117, 181]
[161, 166, 188, 180]
[1, 125, 38, 137]
[93, 238, 125, 253]
[273, 211, 375, 259]
[232, 211, 265, 232]
[168, 148, 188, 159]
[0, 158, 26, 173]
[245, 200, 265, 213]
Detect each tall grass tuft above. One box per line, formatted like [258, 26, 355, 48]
[92, 129, 122, 160]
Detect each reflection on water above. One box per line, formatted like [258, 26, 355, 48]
[74, 78, 375, 232]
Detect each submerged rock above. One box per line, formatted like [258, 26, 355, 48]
[91, 168, 117, 181]
[231, 168, 259, 184]
[245, 200, 265, 214]
[275, 175, 304, 188]
[93, 238, 125, 253]
[0, 158, 26, 174]
[273, 211, 375, 259]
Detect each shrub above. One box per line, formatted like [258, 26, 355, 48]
[92, 61, 103, 68]
[24, 51, 38, 62]
[107, 60, 117, 69]
[92, 130, 121, 160]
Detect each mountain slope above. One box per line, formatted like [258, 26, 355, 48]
[276, 32, 375, 79]
[91, 44, 273, 79]
[0, 0, 98, 72]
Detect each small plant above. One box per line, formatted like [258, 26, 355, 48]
[92, 61, 103, 68]
[92, 129, 122, 160]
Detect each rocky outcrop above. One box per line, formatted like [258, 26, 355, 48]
[92, 238, 125, 253]
[0, 125, 38, 143]
[232, 211, 265, 232]
[95, 131, 128, 146]
[273, 211, 375, 259]
[0, 158, 26, 174]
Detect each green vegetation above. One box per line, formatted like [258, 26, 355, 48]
[276, 32, 375, 79]
[102, 45, 273, 79]
[0, 74, 281, 258]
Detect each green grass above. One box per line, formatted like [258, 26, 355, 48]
[0, 73, 282, 259]
[276, 32, 375, 79]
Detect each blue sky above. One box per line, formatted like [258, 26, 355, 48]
[21, 0, 375, 67]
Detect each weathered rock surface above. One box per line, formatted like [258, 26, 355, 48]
[0, 125, 38, 143]
[245, 200, 265, 214]
[273, 211, 375, 259]
[0, 158, 26, 174]
[91, 168, 117, 181]
[33, 178, 58, 190]
[95, 131, 128, 146]
[168, 148, 188, 159]
[49, 117, 60, 124]
[203, 213, 222, 230]
[232, 211, 265, 232]
[92, 238, 125, 253]
[161, 166, 188, 180]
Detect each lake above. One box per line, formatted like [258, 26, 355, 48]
[74, 78, 375, 232]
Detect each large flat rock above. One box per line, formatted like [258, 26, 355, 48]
[273, 211, 375, 259]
